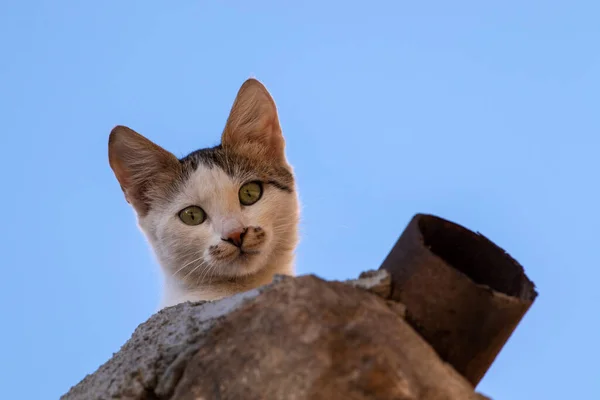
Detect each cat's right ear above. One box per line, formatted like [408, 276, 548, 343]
[108, 126, 181, 216]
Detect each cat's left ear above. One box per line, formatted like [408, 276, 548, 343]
[221, 78, 286, 163]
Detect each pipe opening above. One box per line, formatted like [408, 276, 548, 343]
[418, 215, 537, 301]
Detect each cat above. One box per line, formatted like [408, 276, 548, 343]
[108, 78, 300, 308]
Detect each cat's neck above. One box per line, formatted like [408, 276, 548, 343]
[159, 252, 295, 309]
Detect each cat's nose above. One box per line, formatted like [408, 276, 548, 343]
[222, 227, 247, 248]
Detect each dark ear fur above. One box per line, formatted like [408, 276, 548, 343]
[108, 125, 181, 215]
[221, 78, 286, 163]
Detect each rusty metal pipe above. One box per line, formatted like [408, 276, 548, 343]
[379, 214, 537, 386]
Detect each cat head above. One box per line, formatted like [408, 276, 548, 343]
[108, 79, 299, 292]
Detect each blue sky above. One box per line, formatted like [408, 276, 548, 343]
[1, 1, 598, 398]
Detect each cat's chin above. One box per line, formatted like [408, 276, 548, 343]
[215, 251, 267, 279]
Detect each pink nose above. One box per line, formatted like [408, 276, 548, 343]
[222, 227, 247, 247]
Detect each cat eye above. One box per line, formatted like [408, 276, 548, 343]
[178, 206, 206, 226]
[239, 181, 263, 206]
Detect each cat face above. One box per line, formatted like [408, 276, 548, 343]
[108, 79, 299, 294]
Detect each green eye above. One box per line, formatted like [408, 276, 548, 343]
[178, 206, 206, 225]
[239, 181, 263, 206]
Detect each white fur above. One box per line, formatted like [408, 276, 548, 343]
[137, 164, 299, 309]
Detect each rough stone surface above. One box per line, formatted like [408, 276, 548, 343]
[63, 273, 489, 400]
[61, 289, 261, 400]
[343, 269, 393, 299]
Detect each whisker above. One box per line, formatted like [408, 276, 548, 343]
[172, 253, 204, 277]
[206, 261, 219, 284]
[198, 259, 215, 284]
[182, 258, 210, 280]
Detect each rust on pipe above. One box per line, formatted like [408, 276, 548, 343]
[379, 213, 537, 386]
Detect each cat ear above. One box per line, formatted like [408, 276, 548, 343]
[221, 78, 286, 163]
[108, 125, 181, 216]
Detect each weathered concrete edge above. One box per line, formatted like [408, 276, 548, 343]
[61, 270, 394, 399]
